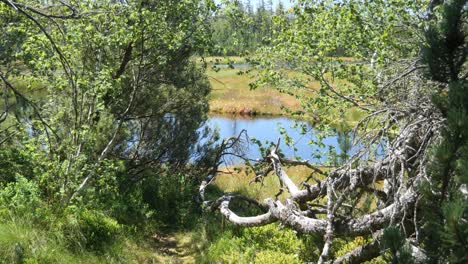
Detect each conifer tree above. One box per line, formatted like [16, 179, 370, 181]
[245, 0, 254, 15]
[276, 1, 285, 16]
[267, 0, 274, 13]
[420, 0, 467, 262]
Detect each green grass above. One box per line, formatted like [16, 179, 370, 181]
[0, 218, 199, 263]
[0, 221, 104, 263]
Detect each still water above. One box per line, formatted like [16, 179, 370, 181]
[201, 115, 349, 165]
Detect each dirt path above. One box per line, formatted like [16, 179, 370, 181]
[151, 232, 197, 264]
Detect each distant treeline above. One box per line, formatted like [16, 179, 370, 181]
[210, 0, 348, 58]
[210, 0, 288, 56]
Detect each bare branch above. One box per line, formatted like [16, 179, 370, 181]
[333, 234, 381, 264]
[269, 141, 301, 197]
[1, 0, 81, 19]
[210, 195, 276, 226]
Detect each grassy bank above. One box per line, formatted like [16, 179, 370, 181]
[207, 67, 303, 116]
[196, 56, 305, 116]
[6, 57, 365, 125]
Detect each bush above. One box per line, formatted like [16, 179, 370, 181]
[0, 176, 46, 221]
[138, 172, 201, 228]
[241, 224, 303, 255]
[61, 209, 121, 252]
[254, 250, 301, 264]
[333, 236, 387, 264]
[200, 223, 317, 263]
[204, 233, 249, 263]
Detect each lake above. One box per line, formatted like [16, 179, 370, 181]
[200, 115, 352, 165]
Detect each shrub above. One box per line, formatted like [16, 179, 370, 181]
[0, 176, 45, 221]
[204, 234, 249, 263]
[333, 236, 387, 264]
[254, 250, 302, 264]
[200, 223, 315, 263]
[241, 224, 303, 255]
[61, 209, 121, 252]
[138, 172, 201, 228]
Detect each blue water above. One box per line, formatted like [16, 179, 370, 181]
[201, 115, 349, 165]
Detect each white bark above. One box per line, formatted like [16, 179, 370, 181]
[199, 100, 439, 263]
[219, 200, 276, 226]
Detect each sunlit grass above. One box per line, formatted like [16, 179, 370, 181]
[0, 218, 199, 263]
[213, 164, 383, 212]
[213, 165, 318, 201]
[0, 221, 94, 263]
[207, 68, 304, 116]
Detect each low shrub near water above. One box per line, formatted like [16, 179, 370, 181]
[197, 222, 321, 263]
[140, 172, 202, 229]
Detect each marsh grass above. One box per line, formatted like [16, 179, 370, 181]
[207, 68, 304, 116]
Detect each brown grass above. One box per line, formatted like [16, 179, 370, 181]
[214, 164, 384, 212]
[214, 165, 320, 201]
[207, 68, 304, 116]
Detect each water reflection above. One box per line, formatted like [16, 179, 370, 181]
[201, 115, 347, 165]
